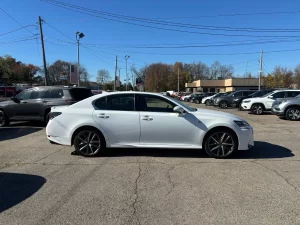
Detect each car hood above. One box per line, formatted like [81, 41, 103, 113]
[0, 100, 12, 105]
[191, 108, 242, 121]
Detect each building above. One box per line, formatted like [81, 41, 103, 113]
[185, 78, 263, 93]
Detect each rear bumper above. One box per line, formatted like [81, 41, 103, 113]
[46, 118, 72, 145]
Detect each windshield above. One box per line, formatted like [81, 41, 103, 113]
[224, 91, 234, 96]
[214, 93, 225, 98]
[261, 91, 276, 98]
[249, 91, 261, 97]
[167, 96, 197, 111]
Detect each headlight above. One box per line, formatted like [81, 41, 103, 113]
[243, 100, 250, 103]
[234, 120, 251, 129]
[233, 98, 239, 101]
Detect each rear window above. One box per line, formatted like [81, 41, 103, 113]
[68, 88, 93, 101]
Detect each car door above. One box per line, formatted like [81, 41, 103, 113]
[92, 94, 140, 146]
[265, 91, 285, 108]
[11, 89, 35, 118]
[27, 89, 48, 119]
[136, 94, 198, 147]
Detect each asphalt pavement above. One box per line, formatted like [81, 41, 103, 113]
[0, 104, 300, 225]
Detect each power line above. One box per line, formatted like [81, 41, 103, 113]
[0, 25, 37, 37]
[262, 62, 272, 74]
[0, 7, 36, 35]
[0, 37, 38, 45]
[44, 21, 75, 41]
[40, 0, 300, 38]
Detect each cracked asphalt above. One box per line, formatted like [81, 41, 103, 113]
[1, 104, 300, 225]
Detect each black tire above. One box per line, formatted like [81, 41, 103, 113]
[285, 107, 300, 121]
[205, 100, 209, 105]
[44, 112, 50, 125]
[251, 104, 264, 115]
[74, 129, 104, 157]
[0, 110, 10, 127]
[219, 101, 228, 109]
[204, 128, 238, 159]
[195, 100, 199, 104]
[238, 103, 242, 111]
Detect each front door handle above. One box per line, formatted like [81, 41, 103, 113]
[97, 113, 109, 118]
[141, 115, 153, 121]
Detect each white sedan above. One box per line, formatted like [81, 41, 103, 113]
[46, 91, 254, 158]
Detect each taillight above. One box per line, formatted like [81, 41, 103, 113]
[49, 112, 62, 120]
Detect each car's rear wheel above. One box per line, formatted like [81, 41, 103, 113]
[0, 110, 10, 127]
[251, 104, 264, 115]
[219, 101, 228, 109]
[285, 107, 300, 121]
[204, 129, 237, 158]
[74, 130, 103, 156]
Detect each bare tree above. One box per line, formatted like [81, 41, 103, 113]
[96, 69, 111, 85]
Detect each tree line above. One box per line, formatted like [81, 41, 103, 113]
[1, 54, 300, 91]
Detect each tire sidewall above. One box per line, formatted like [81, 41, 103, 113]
[251, 104, 264, 115]
[219, 101, 228, 108]
[0, 110, 9, 127]
[286, 107, 300, 121]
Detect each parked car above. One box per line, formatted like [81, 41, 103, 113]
[206, 91, 234, 106]
[272, 94, 300, 120]
[240, 89, 300, 115]
[46, 91, 254, 158]
[202, 92, 225, 104]
[182, 93, 193, 101]
[213, 90, 256, 109]
[237, 89, 276, 110]
[190, 92, 215, 104]
[0, 86, 93, 127]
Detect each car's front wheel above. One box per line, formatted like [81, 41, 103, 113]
[251, 104, 264, 115]
[285, 107, 300, 121]
[204, 129, 237, 158]
[0, 110, 10, 127]
[74, 129, 104, 156]
[219, 101, 228, 109]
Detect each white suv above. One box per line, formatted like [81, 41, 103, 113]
[240, 89, 300, 115]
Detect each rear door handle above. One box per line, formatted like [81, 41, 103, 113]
[42, 100, 48, 103]
[97, 113, 109, 118]
[141, 115, 153, 121]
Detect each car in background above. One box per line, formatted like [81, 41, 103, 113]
[214, 90, 256, 109]
[160, 92, 168, 96]
[202, 92, 225, 104]
[0, 86, 93, 127]
[241, 89, 300, 115]
[272, 94, 300, 121]
[237, 89, 276, 110]
[181, 93, 193, 101]
[190, 92, 215, 104]
[46, 91, 254, 159]
[206, 91, 234, 106]
[177, 92, 190, 100]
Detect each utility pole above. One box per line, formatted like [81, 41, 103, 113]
[38, 16, 48, 86]
[177, 67, 180, 92]
[259, 49, 263, 90]
[125, 55, 130, 91]
[76, 32, 85, 87]
[114, 56, 118, 90]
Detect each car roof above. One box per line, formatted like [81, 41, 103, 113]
[31, 86, 91, 90]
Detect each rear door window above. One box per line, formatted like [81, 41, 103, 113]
[286, 91, 300, 98]
[69, 88, 93, 101]
[107, 94, 134, 111]
[30, 89, 47, 99]
[50, 89, 64, 98]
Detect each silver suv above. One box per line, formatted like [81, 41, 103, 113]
[272, 94, 300, 121]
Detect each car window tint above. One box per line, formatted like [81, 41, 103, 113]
[50, 89, 64, 98]
[272, 91, 285, 98]
[16, 90, 32, 100]
[94, 97, 107, 109]
[286, 91, 300, 98]
[30, 90, 47, 99]
[136, 95, 176, 112]
[107, 94, 134, 111]
[69, 88, 93, 101]
[234, 92, 242, 97]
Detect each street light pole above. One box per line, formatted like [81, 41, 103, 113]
[76, 31, 85, 87]
[125, 55, 130, 91]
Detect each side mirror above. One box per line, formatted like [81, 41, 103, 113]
[173, 106, 185, 114]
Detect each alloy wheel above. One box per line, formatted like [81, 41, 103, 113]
[74, 130, 102, 156]
[206, 132, 235, 158]
[252, 105, 263, 115]
[219, 101, 228, 108]
[286, 108, 300, 121]
[0, 111, 5, 127]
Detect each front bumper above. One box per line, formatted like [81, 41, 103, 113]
[240, 102, 251, 111]
[271, 107, 284, 116]
[238, 128, 254, 150]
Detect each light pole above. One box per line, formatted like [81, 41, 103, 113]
[76, 31, 85, 87]
[125, 55, 130, 91]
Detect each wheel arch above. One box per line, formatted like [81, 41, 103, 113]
[202, 126, 239, 149]
[284, 105, 300, 115]
[71, 125, 107, 147]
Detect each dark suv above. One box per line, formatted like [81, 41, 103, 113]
[0, 86, 93, 127]
[214, 90, 257, 108]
